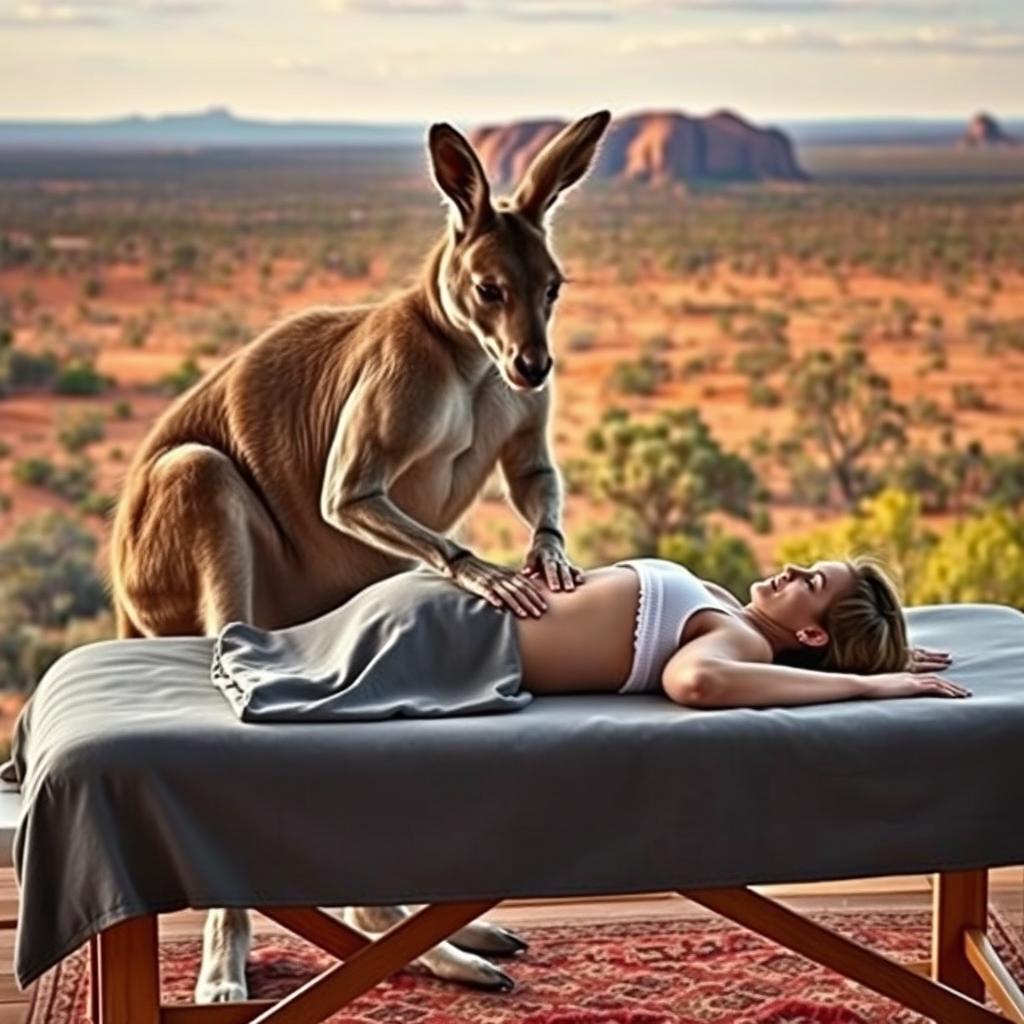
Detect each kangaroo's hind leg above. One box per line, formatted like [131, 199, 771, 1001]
[114, 443, 289, 1003]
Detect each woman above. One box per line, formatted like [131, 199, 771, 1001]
[213, 552, 969, 723]
[511, 555, 968, 706]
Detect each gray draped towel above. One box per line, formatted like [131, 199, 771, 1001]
[211, 566, 531, 721]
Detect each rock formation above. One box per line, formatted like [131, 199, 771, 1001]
[469, 109, 807, 185]
[958, 112, 1016, 149]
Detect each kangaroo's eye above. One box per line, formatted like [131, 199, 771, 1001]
[475, 282, 503, 304]
[546, 283, 561, 303]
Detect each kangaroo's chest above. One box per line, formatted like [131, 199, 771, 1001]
[392, 377, 533, 527]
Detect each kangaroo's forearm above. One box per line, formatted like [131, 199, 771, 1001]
[699, 659, 868, 708]
[508, 466, 563, 538]
[324, 492, 467, 574]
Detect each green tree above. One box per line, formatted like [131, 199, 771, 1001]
[566, 407, 762, 562]
[914, 508, 1024, 606]
[781, 342, 908, 509]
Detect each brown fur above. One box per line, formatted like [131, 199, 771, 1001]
[110, 112, 611, 640]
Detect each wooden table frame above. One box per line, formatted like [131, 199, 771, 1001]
[88, 869, 1024, 1024]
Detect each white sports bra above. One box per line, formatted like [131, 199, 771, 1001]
[613, 558, 743, 694]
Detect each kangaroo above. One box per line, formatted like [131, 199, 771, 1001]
[109, 110, 611, 1002]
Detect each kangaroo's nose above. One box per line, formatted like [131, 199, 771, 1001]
[513, 351, 553, 387]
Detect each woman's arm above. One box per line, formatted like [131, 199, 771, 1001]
[662, 628, 969, 708]
[665, 655, 867, 707]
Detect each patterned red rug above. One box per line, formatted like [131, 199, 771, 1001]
[29, 904, 1024, 1023]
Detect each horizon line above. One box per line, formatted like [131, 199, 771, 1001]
[0, 106, 1022, 126]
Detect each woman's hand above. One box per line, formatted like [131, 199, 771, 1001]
[861, 672, 972, 700]
[521, 534, 585, 591]
[906, 646, 953, 672]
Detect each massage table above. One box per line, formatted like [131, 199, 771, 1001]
[10, 602, 1024, 1023]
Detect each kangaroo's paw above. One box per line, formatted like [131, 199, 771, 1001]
[415, 941, 515, 992]
[448, 919, 529, 957]
[194, 979, 248, 1004]
[195, 907, 251, 1004]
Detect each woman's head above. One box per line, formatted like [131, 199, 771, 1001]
[749, 555, 909, 674]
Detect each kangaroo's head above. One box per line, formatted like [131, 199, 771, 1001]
[427, 110, 611, 391]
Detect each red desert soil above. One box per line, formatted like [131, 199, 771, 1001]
[3, 258, 1024, 573]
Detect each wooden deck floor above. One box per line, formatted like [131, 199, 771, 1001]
[2, 867, 1020, 1023]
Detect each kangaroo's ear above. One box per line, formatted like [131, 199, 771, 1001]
[512, 109, 611, 226]
[428, 122, 495, 236]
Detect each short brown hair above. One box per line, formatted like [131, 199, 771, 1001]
[782, 555, 909, 675]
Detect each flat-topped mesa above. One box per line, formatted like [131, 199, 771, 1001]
[469, 109, 808, 186]
[958, 111, 1017, 149]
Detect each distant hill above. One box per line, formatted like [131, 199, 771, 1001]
[2, 107, 1023, 155]
[0, 106, 423, 149]
[471, 110, 807, 184]
[958, 112, 1017, 149]
[784, 115, 1024, 148]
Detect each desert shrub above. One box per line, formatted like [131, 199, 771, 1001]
[0, 347, 59, 393]
[733, 343, 789, 379]
[55, 356, 111, 396]
[607, 354, 670, 397]
[122, 316, 152, 349]
[57, 408, 105, 454]
[0, 510, 108, 631]
[78, 491, 116, 519]
[952, 383, 991, 411]
[914, 507, 1024, 606]
[161, 357, 203, 396]
[748, 381, 781, 408]
[113, 399, 133, 420]
[907, 397, 951, 427]
[48, 458, 96, 502]
[0, 610, 115, 694]
[13, 457, 54, 487]
[170, 240, 201, 273]
[567, 329, 597, 352]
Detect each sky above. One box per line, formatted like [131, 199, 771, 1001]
[1, 0, 1023, 124]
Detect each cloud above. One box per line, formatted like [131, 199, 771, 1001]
[326, 0, 974, 18]
[617, 23, 1024, 55]
[1, 0, 219, 27]
[271, 55, 329, 74]
[138, 0, 221, 15]
[1, 3, 110, 26]
[322, 0, 467, 13]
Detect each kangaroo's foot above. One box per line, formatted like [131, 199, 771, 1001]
[195, 907, 251, 1003]
[339, 904, 516, 992]
[443, 917, 529, 957]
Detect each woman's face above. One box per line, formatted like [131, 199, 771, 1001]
[749, 560, 858, 647]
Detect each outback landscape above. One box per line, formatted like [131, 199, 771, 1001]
[2, 108, 1024, 745]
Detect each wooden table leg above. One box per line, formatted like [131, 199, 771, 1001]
[933, 869, 988, 1002]
[89, 935, 99, 1023]
[94, 916, 160, 1024]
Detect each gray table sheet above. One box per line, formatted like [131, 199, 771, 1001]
[11, 603, 1024, 988]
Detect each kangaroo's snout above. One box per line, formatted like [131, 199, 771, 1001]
[512, 350, 553, 389]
